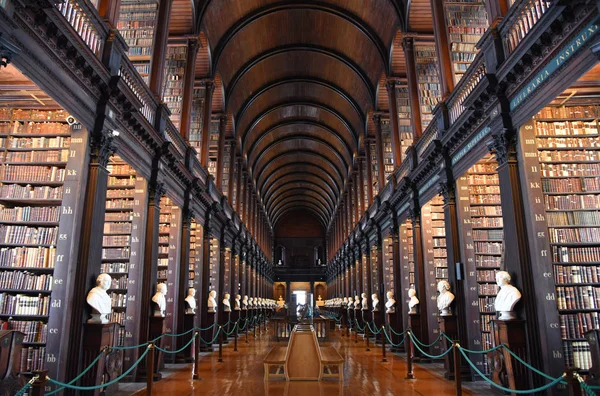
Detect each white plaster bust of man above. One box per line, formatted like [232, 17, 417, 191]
[385, 291, 396, 314]
[495, 271, 522, 320]
[234, 294, 241, 311]
[152, 283, 167, 317]
[86, 273, 112, 323]
[354, 295, 360, 309]
[242, 295, 249, 310]
[408, 288, 419, 314]
[223, 293, 231, 312]
[343, 297, 348, 307]
[207, 290, 217, 313]
[371, 293, 379, 312]
[347, 296, 354, 308]
[318, 295, 323, 301]
[361, 293, 368, 311]
[437, 281, 454, 316]
[185, 288, 196, 314]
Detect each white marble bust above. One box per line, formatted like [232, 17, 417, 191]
[343, 297, 348, 307]
[408, 288, 419, 314]
[354, 295, 361, 309]
[318, 295, 323, 301]
[347, 296, 354, 308]
[207, 290, 217, 313]
[185, 288, 196, 314]
[223, 293, 231, 312]
[86, 273, 112, 323]
[361, 293, 368, 311]
[152, 283, 167, 317]
[385, 291, 396, 314]
[371, 293, 379, 312]
[234, 294, 241, 311]
[277, 295, 285, 307]
[437, 281, 454, 316]
[495, 271, 522, 320]
[242, 295, 249, 310]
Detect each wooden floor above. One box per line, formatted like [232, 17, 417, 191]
[136, 327, 476, 396]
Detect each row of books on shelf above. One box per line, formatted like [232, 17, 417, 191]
[476, 256, 502, 268]
[1, 150, 69, 163]
[471, 217, 503, 228]
[545, 194, 600, 210]
[470, 206, 502, 216]
[158, 258, 168, 266]
[477, 269, 499, 282]
[133, 63, 150, 77]
[538, 150, 600, 162]
[107, 189, 134, 199]
[103, 235, 130, 246]
[100, 262, 128, 273]
[436, 268, 448, 279]
[1, 121, 70, 136]
[125, 47, 153, 56]
[542, 177, 600, 193]
[20, 346, 45, 373]
[106, 199, 134, 209]
[0, 184, 63, 200]
[0, 206, 59, 222]
[479, 283, 499, 295]
[549, 227, 600, 244]
[479, 296, 495, 313]
[102, 248, 129, 260]
[535, 121, 598, 136]
[108, 176, 135, 186]
[2, 136, 70, 149]
[118, 13, 157, 23]
[556, 286, 600, 310]
[466, 174, 499, 184]
[0, 226, 57, 245]
[560, 312, 599, 339]
[0, 293, 50, 315]
[0, 109, 68, 121]
[103, 222, 132, 234]
[0, 271, 52, 290]
[110, 311, 125, 326]
[470, 185, 500, 194]
[110, 293, 127, 308]
[470, 194, 502, 205]
[480, 315, 492, 332]
[475, 242, 502, 254]
[451, 50, 477, 62]
[547, 211, 600, 227]
[119, 2, 157, 12]
[118, 27, 155, 39]
[564, 342, 592, 370]
[110, 276, 128, 289]
[538, 137, 600, 148]
[553, 246, 600, 263]
[433, 238, 447, 247]
[536, 106, 597, 119]
[123, 38, 153, 49]
[554, 265, 600, 285]
[540, 163, 600, 177]
[473, 229, 503, 240]
[0, 247, 55, 269]
[0, 166, 65, 183]
[449, 33, 483, 45]
[8, 320, 47, 342]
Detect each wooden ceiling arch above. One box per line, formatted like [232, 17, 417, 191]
[273, 206, 328, 230]
[193, 0, 405, 230]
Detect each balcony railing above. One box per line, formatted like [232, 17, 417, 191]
[501, 0, 552, 57]
[416, 121, 439, 159]
[448, 57, 486, 124]
[55, 0, 104, 56]
[165, 120, 188, 158]
[119, 57, 156, 125]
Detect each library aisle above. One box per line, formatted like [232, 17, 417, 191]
[142, 330, 474, 396]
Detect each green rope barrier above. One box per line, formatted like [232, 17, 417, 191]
[411, 332, 445, 348]
[576, 373, 599, 396]
[223, 322, 238, 336]
[47, 348, 149, 391]
[45, 348, 107, 395]
[111, 342, 150, 350]
[389, 325, 405, 336]
[441, 332, 454, 344]
[14, 375, 36, 396]
[459, 347, 566, 394]
[460, 344, 505, 355]
[154, 333, 197, 354]
[408, 332, 454, 359]
[382, 327, 406, 347]
[238, 318, 249, 331]
[367, 321, 382, 335]
[200, 327, 221, 345]
[151, 326, 196, 342]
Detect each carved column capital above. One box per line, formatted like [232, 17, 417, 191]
[408, 207, 420, 226]
[487, 128, 518, 166]
[90, 131, 115, 168]
[438, 180, 456, 206]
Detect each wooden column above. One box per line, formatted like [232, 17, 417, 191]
[389, 216, 405, 340]
[179, 39, 199, 140]
[410, 207, 428, 343]
[240, 171, 247, 221]
[431, 0, 454, 98]
[227, 140, 236, 203]
[199, 81, 215, 168]
[373, 115, 386, 189]
[174, 199, 192, 354]
[403, 37, 423, 139]
[217, 239, 227, 326]
[235, 159, 242, 213]
[364, 139, 374, 206]
[485, 0, 511, 24]
[215, 116, 228, 189]
[358, 158, 365, 213]
[97, 0, 121, 27]
[356, 249, 363, 296]
[376, 234, 384, 300]
[148, 0, 173, 96]
[385, 80, 403, 167]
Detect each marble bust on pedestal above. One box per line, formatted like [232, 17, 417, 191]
[371, 293, 379, 312]
[207, 290, 217, 313]
[234, 294, 241, 311]
[436, 281, 454, 316]
[347, 296, 354, 309]
[242, 295, 249, 310]
[408, 288, 419, 314]
[184, 288, 196, 314]
[385, 291, 396, 314]
[86, 273, 112, 323]
[494, 271, 522, 320]
[361, 293, 368, 311]
[354, 295, 361, 310]
[223, 293, 231, 312]
[152, 283, 167, 317]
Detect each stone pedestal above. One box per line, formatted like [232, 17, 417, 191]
[81, 323, 120, 395]
[491, 320, 529, 392]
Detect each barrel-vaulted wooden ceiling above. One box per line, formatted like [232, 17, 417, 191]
[170, 0, 434, 230]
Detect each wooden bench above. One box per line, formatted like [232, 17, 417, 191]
[320, 346, 344, 381]
[263, 345, 344, 381]
[263, 346, 286, 381]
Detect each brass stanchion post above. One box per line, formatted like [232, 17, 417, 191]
[147, 343, 155, 395]
[453, 342, 461, 396]
[218, 326, 223, 362]
[381, 326, 387, 362]
[405, 331, 415, 380]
